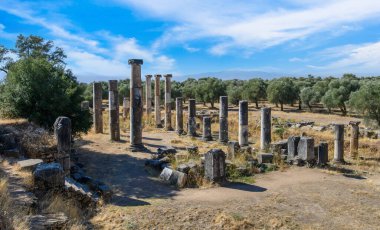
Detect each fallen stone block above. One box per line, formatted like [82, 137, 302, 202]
[17, 159, 43, 171]
[270, 140, 288, 154]
[177, 164, 190, 173]
[186, 146, 199, 156]
[160, 167, 187, 188]
[157, 146, 177, 155]
[64, 177, 99, 205]
[312, 126, 327, 132]
[27, 213, 68, 230]
[33, 163, 65, 190]
[257, 153, 274, 164]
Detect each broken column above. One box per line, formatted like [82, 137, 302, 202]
[287, 136, 300, 162]
[317, 142, 329, 166]
[145, 75, 152, 116]
[219, 96, 228, 143]
[297, 137, 314, 161]
[109, 80, 120, 141]
[53, 117, 71, 175]
[93, 82, 103, 133]
[188, 99, 197, 137]
[204, 149, 226, 183]
[333, 124, 345, 163]
[260, 107, 271, 150]
[349, 121, 360, 159]
[164, 74, 173, 131]
[154, 74, 162, 128]
[239, 100, 249, 146]
[202, 116, 212, 141]
[122, 97, 129, 119]
[128, 59, 145, 151]
[176, 97, 184, 135]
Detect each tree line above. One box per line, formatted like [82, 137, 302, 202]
[1, 35, 380, 134]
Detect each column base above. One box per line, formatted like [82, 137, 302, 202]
[165, 127, 174, 131]
[332, 159, 345, 164]
[202, 137, 213, 141]
[155, 124, 163, 128]
[128, 144, 148, 152]
[176, 129, 185, 135]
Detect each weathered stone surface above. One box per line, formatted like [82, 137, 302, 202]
[176, 97, 184, 135]
[154, 74, 162, 128]
[312, 126, 327, 132]
[109, 80, 120, 141]
[202, 116, 212, 141]
[287, 136, 300, 162]
[333, 124, 345, 163]
[257, 153, 274, 164]
[349, 121, 360, 159]
[160, 167, 187, 188]
[204, 149, 226, 183]
[145, 75, 152, 116]
[164, 74, 173, 131]
[188, 99, 197, 137]
[317, 142, 329, 166]
[227, 141, 240, 159]
[157, 146, 176, 156]
[122, 97, 130, 119]
[219, 96, 229, 143]
[177, 164, 191, 173]
[33, 163, 65, 189]
[17, 159, 43, 171]
[129, 59, 145, 151]
[93, 82, 103, 133]
[64, 177, 99, 204]
[297, 137, 315, 161]
[53, 116, 71, 174]
[271, 140, 288, 154]
[27, 213, 68, 230]
[260, 107, 271, 150]
[238, 101, 249, 146]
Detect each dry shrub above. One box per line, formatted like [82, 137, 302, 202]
[20, 125, 55, 159]
[213, 212, 254, 229]
[39, 192, 83, 221]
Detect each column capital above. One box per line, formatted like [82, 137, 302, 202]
[164, 74, 173, 78]
[145, 74, 152, 79]
[154, 74, 162, 79]
[128, 59, 143, 65]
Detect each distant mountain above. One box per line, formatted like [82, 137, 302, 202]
[180, 70, 289, 80]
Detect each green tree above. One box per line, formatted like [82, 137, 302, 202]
[241, 78, 267, 108]
[267, 78, 298, 111]
[0, 35, 91, 134]
[195, 77, 225, 108]
[322, 77, 360, 115]
[349, 80, 380, 126]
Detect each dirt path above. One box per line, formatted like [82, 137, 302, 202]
[76, 131, 380, 229]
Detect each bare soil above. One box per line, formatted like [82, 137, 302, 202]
[76, 130, 380, 230]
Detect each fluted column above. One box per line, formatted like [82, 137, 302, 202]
[164, 74, 173, 131]
[154, 74, 162, 128]
[109, 80, 120, 141]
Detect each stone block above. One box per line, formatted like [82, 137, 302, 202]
[204, 149, 226, 183]
[287, 136, 300, 162]
[297, 137, 315, 161]
[257, 153, 274, 164]
[160, 167, 187, 188]
[270, 140, 288, 154]
[317, 142, 329, 166]
[17, 159, 43, 171]
[33, 163, 65, 190]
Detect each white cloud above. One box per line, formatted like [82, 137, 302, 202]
[183, 44, 199, 53]
[0, 24, 17, 40]
[114, 0, 380, 55]
[0, 0, 177, 82]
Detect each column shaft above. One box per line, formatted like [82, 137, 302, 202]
[334, 124, 345, 163]
[154, 75, 162, 128]
[219, 96, 228, 143]
[260, 107, 271, 150]
[188, 99, 197, 136]
[239, 100, 249, 146]
[93, 82, 103, 133]
[109, 80, 120, 141]
[164, 74, 173, 130]
[176, 97, 184, 135]
[145, 75, 152, 116]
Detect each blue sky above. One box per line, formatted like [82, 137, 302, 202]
[1, 0, 380, 82]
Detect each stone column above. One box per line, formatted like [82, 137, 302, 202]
[122, 97, 129, 119]
[145, 75, 152, 116]
[203, 116, 212, 141]
[287, 136, 300, 162]
[109, 80, 120, 141]
[176, 97, 184, 135]
[297, 137, 315, 161]
[93, 82, 103, 133]
[349, 121, 360, 159]
[238, 100, 248, 146]
[333, 124, 345, 163]
[219, 96, 228, 143]
[128, 59, 145, 151]
[188, 99, 197, 137]
[154, 74, 162, 128]
[317, 142, 329, 165]
[260, 107, 271, 150]
[164, 74, 173, 131]
[53, 116, 71, 175]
